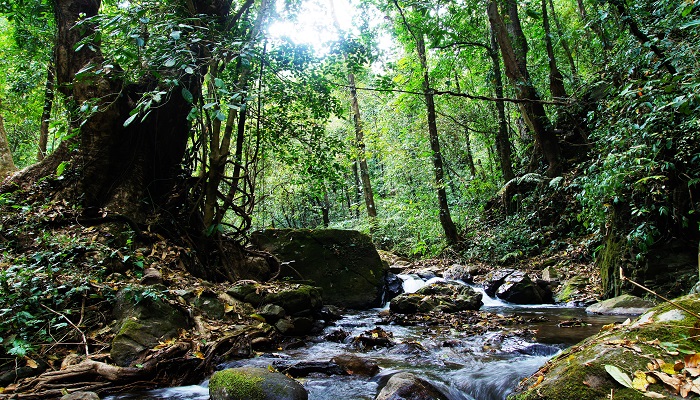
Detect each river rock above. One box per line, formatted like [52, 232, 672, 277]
[443, 264, 479, 283]
[496, 270, 544, 304]
[332, 354, 379, 376]
[376, 372, 449, 400]
[483, 268, 516, 296]
[384, 272, 404, 302]
[110, 286, 189, 367]
[60, 392, 100, 400]
[554, 275, 590, 303]
[258, 304, 286, 322]
[389, 282, 482, 314]
[209, 367, 308, 400]
[250, 229, 387, 309]
[585, 294, 655, 315]
[513, 294, 700, 400]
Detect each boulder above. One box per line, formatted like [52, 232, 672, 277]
[384, 272, 404, 302]
[554, 275, 590, 303]
[263, 285, 323, 315]
[483, 268, 516, 296]
[541, 266, 559, 282]
[209, 367, 308, 400]
[110, 287, 189, 367]
[250, 229, 388, 308]
[496, 270, 544, 304]
[272, 360, 347, 377]
[514, 294, 700, 400]
[258, 304, 286, 323]
[376, 372, 449, 400]
[331, 354, 379, 376]
[443, 264, 479, 283]
[389, 282, 482, 314]
[585, 294, 655, 315]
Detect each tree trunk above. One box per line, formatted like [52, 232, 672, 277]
[463, 125, 477, 178]
[0, 100, 17, 178]
[37, 61, 54, 161]
[348, 73, 378, 219]
[489, 28, 515, 182]
[548, 0, 578, 85]
[416, 32, 460, 245]
[541, 0, 567, 99]
[487, 1, 562, 177]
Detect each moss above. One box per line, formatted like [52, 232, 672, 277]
[118, 319, 144, 336]
[210, 369, 265, 400]
[598, 235, 624, 298]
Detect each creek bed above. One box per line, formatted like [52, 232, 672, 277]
[106, 280, 623, 400]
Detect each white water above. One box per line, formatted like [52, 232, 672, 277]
[106, 275, 623, 400]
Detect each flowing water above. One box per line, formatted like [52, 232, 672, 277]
[107, 276, 624, 400]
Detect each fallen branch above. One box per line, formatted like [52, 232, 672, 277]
[620, 267, 700, 320]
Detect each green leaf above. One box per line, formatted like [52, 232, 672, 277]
[181, 88, 193, 103]
[170, 31, 181, 40]
[185, 66, 194, 74]
[123, 113, 139, 127]
[680, 19, 700, 29]
[164, 58, 176, 67]
[56, 161, 68, 177]
[605, 365, 633, 388]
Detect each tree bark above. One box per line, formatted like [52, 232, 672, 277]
[489, 28, 515, 182]
[37, 61, 54, 161]
[0, 100, 17, 178]
[548, 0, 578, 85]
[416, 32, 460, 245]
[487, 1, 562, 177]
[541, 0, 567, 100]
[348, 73, 377, 219]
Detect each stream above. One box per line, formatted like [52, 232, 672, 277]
[106, 276, 624, 400]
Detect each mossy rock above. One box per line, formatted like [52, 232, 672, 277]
[585, 294, 655, 315]
[263, 284, 322, 315]
[209, 367, 308, 400]
[110, 286, 189, 367]
[251, 229, 387, 309]
[512, 294, 700, 399]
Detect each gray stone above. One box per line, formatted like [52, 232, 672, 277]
[209, 367, 308, 400]
[376, 372, 449, 400]
[585, 294, 655, 315]
[258, 304, 286, 322]
[140, 268, 162, 285]
[496, 270, 545, 304]
[443, 264, 479, 283]
[60, 392, 100, 400]
[541, 266, 559, 282]
[390, 282, 482, 314]
[483, 269, 516, 296]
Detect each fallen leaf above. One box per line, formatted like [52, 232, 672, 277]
[633, 370, 649, 391]
[25, 357, 38, 369]
[650, 371, 682, 393]
[605, 364, 633, 389]
[685, 367, 700, 378]
[685, 353, 700, 369]
[643, 391, 666, 398]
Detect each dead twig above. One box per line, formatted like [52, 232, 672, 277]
[39, 303, 89, 357]
[620, 267, 700, 320]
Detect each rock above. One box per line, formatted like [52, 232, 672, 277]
[541, 266, 559, 282]
[415, 268, 437, 280]
[250, 229, 388, 308]
[193, 292, 226, 319]
[272, 360, 347, 377]
[60, 392, 100, 400]
[514, 294, 700, 400]
[209, 367, 308, 400]
[353, 327, 395, 349]
[585, 294, 655, 315]
[483, 268, 516, 296]
[331, 354, 379, 376]
[384, 272, 404, 302]
[376, 372, 449, 400]
[140, 268, 162, 285]
[496, 270, 545, 304]
[258, 304, 286, 323]
[389, 282, 482, 314]
[554, 275, 590, 303]
[228, 282, 265, 305]
[319, 305, 343, 321]
[264, 285, 323, 316]
[110, 286, 189, 367]
[443, 264, 478, 283]
[323, 329, 350, 343]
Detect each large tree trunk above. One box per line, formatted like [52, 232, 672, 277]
[489, 28, 515, 183]
[416, 32, 460, 245]
[487, 1, 562, 177]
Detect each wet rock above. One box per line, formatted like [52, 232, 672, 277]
[209, 367, 308, 400]
[483, 268, 516, 296]
[272, 360, 347, 377]
[515, 294, 700, 400]
[258, 304, 286, 323]
[443, 264, 479, 283]
[554, 275, 589, 303]
[415, 268, 437, 280]
[585, 294, 655, 315]
[389, 282, 482, 314]
[250, 229, 388, 309]
[353, 327, 395, 349]
[319, 305, 343, 321]
[264, 285, 323, 315]
[324, 329, 350, 343]
[376, 372, 449, 400]
[110, 286, 189, 367]
[331, 354, 379, 376]
[384, 272, 404, 301]
[541, 266, 559, 282]
[228, 282, 265, 305]
[193, 292, 225, 319]
[60, 392, 100, 400]
[251, 337, 275, 351]
[496, 270, 544, 304]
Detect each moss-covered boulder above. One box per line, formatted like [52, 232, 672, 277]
[512, 294, 700, 399]
[390, 282, 482, 314]
[251, 229, 387, 308]
[209, 367, 308, 400]
[585, 294, 655, 315]
[110, 286, 189, 367]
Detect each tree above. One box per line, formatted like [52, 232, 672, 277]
[0, 100, 17, 178]
[486, 0, 562, 176]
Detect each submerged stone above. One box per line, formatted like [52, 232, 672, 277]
[376, 372, 449, 400]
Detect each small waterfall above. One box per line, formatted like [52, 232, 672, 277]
[396, 274, 509, 308]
